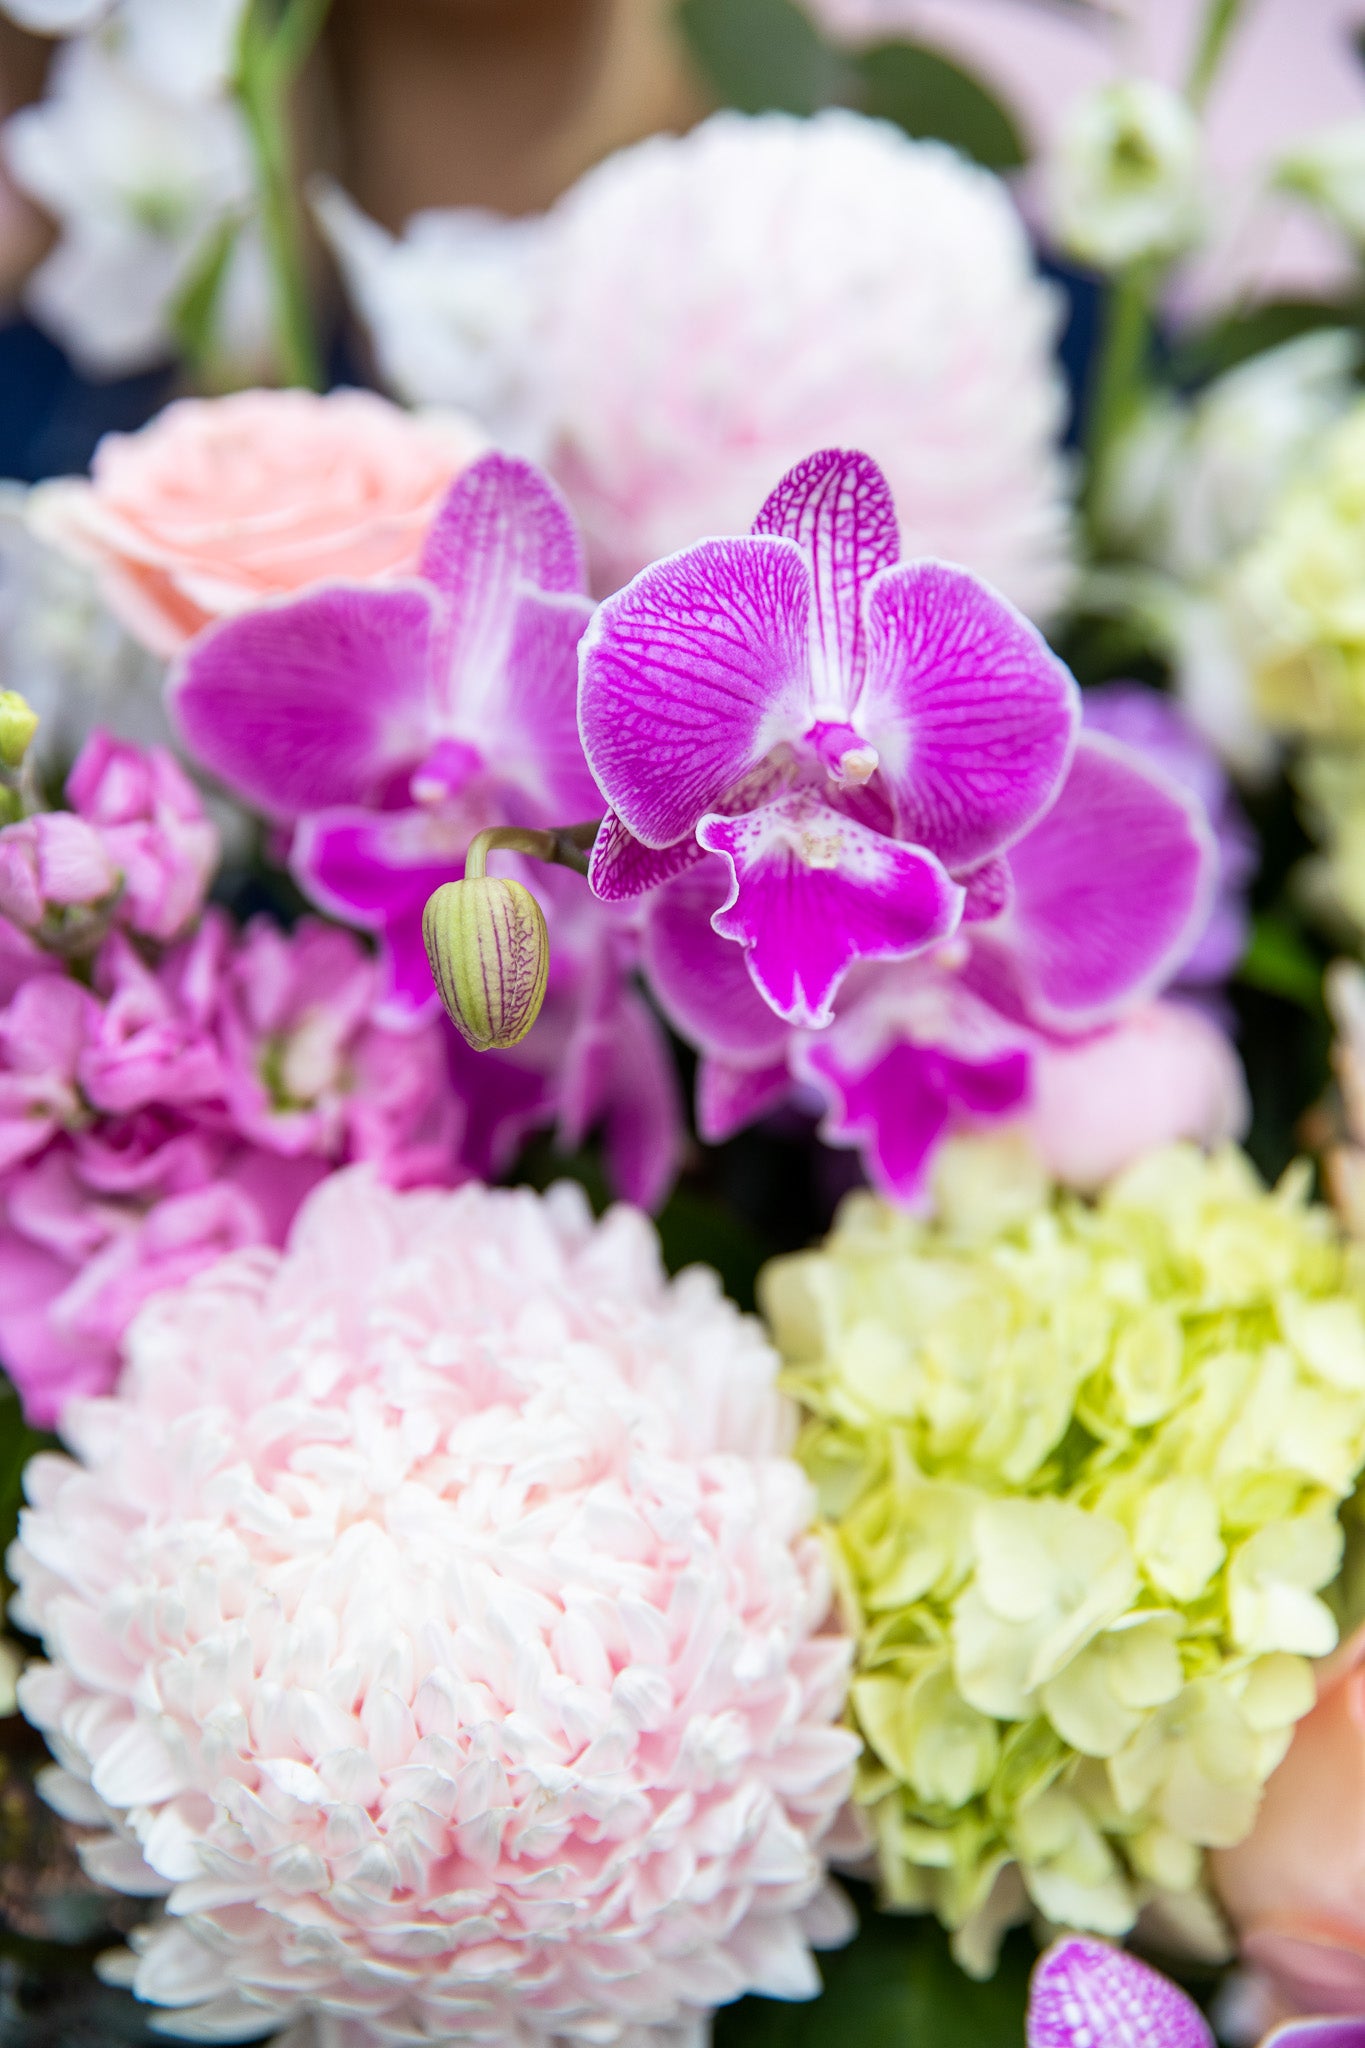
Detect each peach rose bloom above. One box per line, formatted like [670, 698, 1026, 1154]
[1214, 1624, 1365, 2024]
[32, 387, 487, 656]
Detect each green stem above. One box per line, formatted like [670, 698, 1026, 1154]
[465, 823, 599, 882]
[235, 0, 333, 389]
[1186, 0, 1244, 111]
[1083, 264, 1151, 520]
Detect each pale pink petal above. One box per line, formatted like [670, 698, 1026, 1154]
[579, 535, 814, 848]
[859, 560, 1079, 870]
[171, 583, 440, 823]
[752, 448, 899, 702]
[698, 791, 962, 1027]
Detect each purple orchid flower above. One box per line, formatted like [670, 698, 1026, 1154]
[173, 451, 601, 1018]
[580, 447, 1081, 1028]
[1028, 1938, 1213, 2048]
[1264, 2027, 1365, 2047]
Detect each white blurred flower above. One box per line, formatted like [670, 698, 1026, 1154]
[0, 0, 245, 97]
[1090, 331, 1358, 779]
[1281, 116, 1365, 246]
[1047, 78, 1203, 272]
[3, 29, 268, 376]
[317, 182, 549, 455]
[325, 110, 1074, 613]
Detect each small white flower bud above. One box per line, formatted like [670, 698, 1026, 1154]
[1048, 79, 1203, 272]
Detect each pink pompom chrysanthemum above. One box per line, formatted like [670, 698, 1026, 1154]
[11, 1170, 858, 2048]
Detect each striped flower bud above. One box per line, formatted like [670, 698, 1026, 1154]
[422, 875, 549, 1050]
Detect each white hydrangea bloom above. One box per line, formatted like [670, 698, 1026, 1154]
[325, 111, 1074, 614]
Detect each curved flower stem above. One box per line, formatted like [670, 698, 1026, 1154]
[465, 822, 601, 882]
[1186, 0, 1244, 111]
[236, 0, 334, 390]
[1082, 263, 1152, 525]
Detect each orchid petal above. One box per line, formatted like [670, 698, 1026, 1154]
[421, 452, 585, 721]
[860, 560, 1079, 871]
[1027, 1938, 1212, 2048]
[803, 1031, 1028, 1203]
[589, 813, 706, 903]
[644, 858, 793, 1062]
[172, 583, 438, 823]
[293, 808, 465, 1021]
[968, 734, 1216, 1035]
[696, 1056, 792, 1144]
[559, 986, 684, 1212]
[471, 587, 598, 818]
[753, 448, 899, 702]
[579, 535, 813, 848]
[697, 791, 963, 1028]
[1263, 2024, 1365, 2048]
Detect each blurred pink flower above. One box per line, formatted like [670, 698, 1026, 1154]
[805, 0, 1365, 319]
[0, 911, 465, 1426]
[1215, 1623, 1365, 2027]
[11, 1168, 858, 2045]
[34, 387, 487, 656]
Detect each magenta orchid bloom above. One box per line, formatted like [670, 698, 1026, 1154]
[580, 446, 1082, 1027]
[1264, 2028, 1365, 2047]
[172, 451, 601, 1017]
[1028, 1939, 1213, 2048]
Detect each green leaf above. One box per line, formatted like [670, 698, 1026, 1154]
[675, 0, 850, 115]
[713, 1897, 1033, 2047]
[1238, 912, 1324, 1010]
[854, 41, 1026, 171]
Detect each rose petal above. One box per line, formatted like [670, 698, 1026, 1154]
[753, 448, 899, 704]
[172, 582, 439, 823]
[859, 559, 1079, 871]
[579, 535, 813, 848]
[698, 791, 963, 1028]
[967, 734, 1216, 1035]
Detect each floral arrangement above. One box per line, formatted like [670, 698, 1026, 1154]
[2, 1, 1365, 2044]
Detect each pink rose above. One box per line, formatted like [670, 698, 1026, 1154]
[1022, 998, 1249, 1193]
[33, 387, 488, 655]
[1214, 1625, 1365, 2025]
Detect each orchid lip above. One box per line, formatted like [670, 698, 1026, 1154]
[806, 719, 879, 789]
[409, 737, 483, 808]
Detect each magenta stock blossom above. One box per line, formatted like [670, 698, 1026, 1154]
[172, 450, 682, 1208]
[1027, 1940, 1212, 2048]
[0, 910, 463, 1426]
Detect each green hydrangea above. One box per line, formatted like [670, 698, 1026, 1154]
[762, 1140, 1365, 1973]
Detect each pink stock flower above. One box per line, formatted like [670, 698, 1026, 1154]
[593, 449, 1215, 1199]
[11, 1169, 858, 2046]
[173, 449, 683, 1210]
[33, 387, 487, 657]
[66, 730, 218, 942]
[0, 730, 217, 947]
[0, 914, 465, 1427]
[1028, 1939, 1212, 2048]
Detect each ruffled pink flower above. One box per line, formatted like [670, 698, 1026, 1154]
[0, 730, 217, 947]
[12, 1169, 858, 2046]
[173, 449, 683, 1209]
[0, 915, 466, 1426]
[67, 730, 218, 942]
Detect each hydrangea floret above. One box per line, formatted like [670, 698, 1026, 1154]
[762, 1139, 1365, 1970]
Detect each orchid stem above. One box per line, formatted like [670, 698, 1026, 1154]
[236, 0, 333, 390]
[464, 823, 600, 883]
[1082, 263, 1152, 529]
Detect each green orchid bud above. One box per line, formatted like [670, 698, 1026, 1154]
[423, 874, 550, 1051]
[0, 691, 38, 771]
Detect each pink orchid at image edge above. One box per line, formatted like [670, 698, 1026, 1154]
[1028, 1938, 1365, 2048]
[169, 449, 683, 1209]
